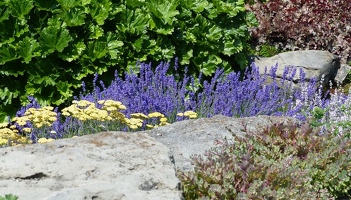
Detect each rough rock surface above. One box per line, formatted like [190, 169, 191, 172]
[252, 50, 341, 87]
[0, 115, 301, 199]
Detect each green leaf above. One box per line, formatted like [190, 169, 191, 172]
[148, 0, 179, 25]
[39, 25, 73, 55]
[222, 39, 243, 56]
[56, 0, 80, 10]
[117, 8, 149, 35]
[34, 0, 59, 11]
[149, 15, 174, 35]
[179, 46, 193, 65]
[106, 32, 124, 59]
[56, 81, 74, 99]
[246, 11, 259, 27]
[84, 41, 108, 61]
[8, 0, 34, 19]
[183, 0, 212, 13]
[126, 0, 145, 7]
[88, 24, 104, 39]
[206, 25, 222, 41]
[60, 7, 86, 27]
[59, 41, 86, 62]
[89, 0, 111, 25]
[0, 86, 20, 105]
[0, 44, 18, 64]
[17, 37, 40, 63]
[0, 6, 11, 22]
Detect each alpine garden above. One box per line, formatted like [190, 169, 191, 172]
[1, 0, 351, 199]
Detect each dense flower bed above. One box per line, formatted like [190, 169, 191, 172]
[0, 59, 343, 146]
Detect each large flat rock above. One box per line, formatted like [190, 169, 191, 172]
[0, 132, 182, 200]
[146, 115, 301, 171]
[0, 115, 301, 199]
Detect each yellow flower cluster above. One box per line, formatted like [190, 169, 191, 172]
[177, 111, 198, 119]
[144, 112, 170, 129]
[37, 138, 55, 143]
[62, 99, 139, 128]
[13, 106, 57, 128]
[0, 123, 31, 147]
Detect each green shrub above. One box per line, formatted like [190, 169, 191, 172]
[0, 194, 18, 200]
[177, 121, 351, 199]
[0, 0, 258, 122]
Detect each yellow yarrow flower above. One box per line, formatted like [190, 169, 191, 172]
[177, 111, 198, 119]
[130, 113, 149, 119]
[148, 112, 164, 118]
[146, 124, 154, 128]
[0, 123, 8, 128]
[38, 138, 55, 143]
[22, 128, 32, 133]
[160, 117, 168, 122]
[0, 138, 8, 146]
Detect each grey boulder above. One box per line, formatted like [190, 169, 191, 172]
[0, 115, 301, 199]
[252, 50, 341, 87]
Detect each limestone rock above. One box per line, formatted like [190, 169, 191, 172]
[334, 64, 351, 85]
[0, 132, 182, 200]
[147, 115, 301, 172]
[252, 50, 340, 87]
[0, 115, 301, 199]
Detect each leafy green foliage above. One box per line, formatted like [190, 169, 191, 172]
[177, 121, 351, 199]
[0, 194, 18, 200]
[0, 0, 257, 122]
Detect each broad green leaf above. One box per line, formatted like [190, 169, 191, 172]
[200, 54, 222, 76]
[39, 25, 73, 55]
[57, 0, 80, 10]
[0, 44, 18, 64]
[179, 48, 193, 65]
[206, 25, 222, 41]
[88, 24, 104, 39]
[184, 32, 197, 43]
[84, 41, 108, 61]
[0, 17, 29, 42]
[58, 41, 86, 62]
[117, 9, 149, 35]
[235, 52, 249, 70]
[133, 37, 145, 52]
[148, 0, 179, 25]
[47, 16, 65, 27]
[182, 0, 212, 13]
[149, 16, 174, 35]
[126, 0, 146, 8]
[8, 0, 34, 19]
[0, 6, 11, 22]
[35, 0, 59, 11]
[0, 86, 20, 105]
[222, 40, 243, 56]
[106, 32, 124, 59]
[89, 0, 111, 25]
[246, 11, 259, 27]
[60, 7, 86, 27]
[155, 37, 175, 60]
[17, 37, 40, 63]
[56, 81, 74, 98]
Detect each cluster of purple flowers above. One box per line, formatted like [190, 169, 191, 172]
[14, 59, 335, 141]
[79, 60, 329, 120]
